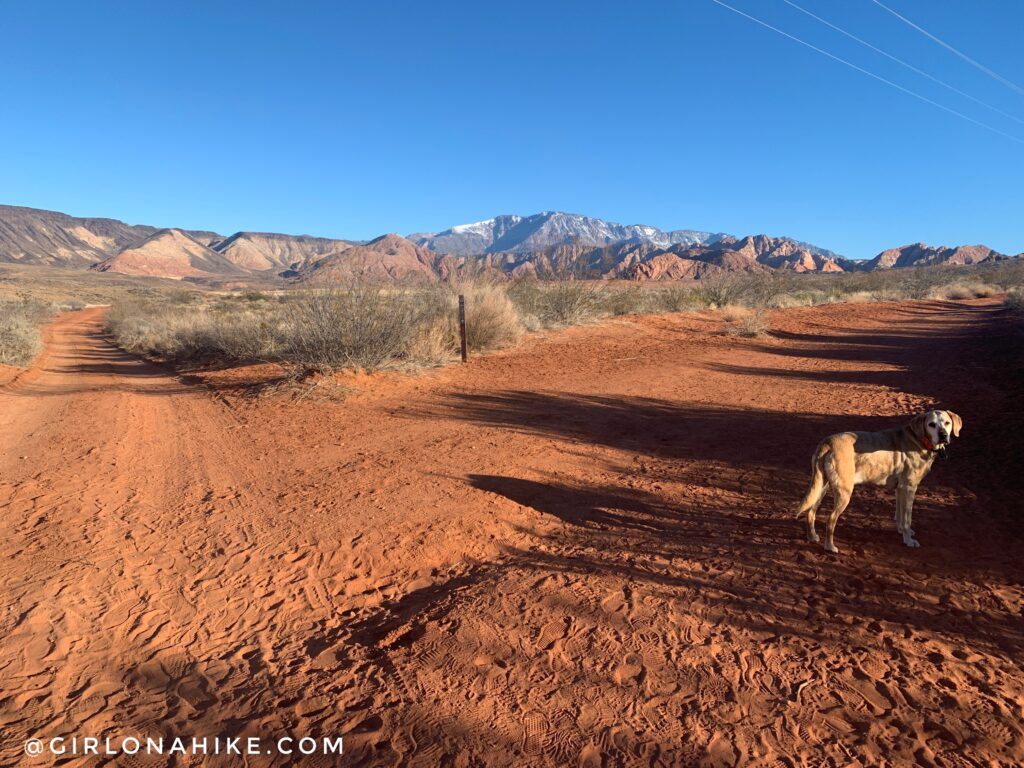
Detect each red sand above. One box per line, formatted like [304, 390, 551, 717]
[0, 300, 1021, 767]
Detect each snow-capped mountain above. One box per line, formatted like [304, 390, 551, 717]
[410, 212, 730, 257]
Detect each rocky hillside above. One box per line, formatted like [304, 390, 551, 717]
[91, 229, 245, 279]
[1, 205, 1018, 282]
[863, 243, 1011, 270]
[0, 205, 356, 279]
[212, 232, 355, 272]
[425, 234, 854, 281]
[410, 212, 730, 256]
[295, 234, 440, 284]
[0, 205, 220, 268]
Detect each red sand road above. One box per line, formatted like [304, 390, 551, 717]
[0, 300, 1022, 767]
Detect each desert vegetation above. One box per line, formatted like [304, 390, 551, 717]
[90, 257, 1024, 375]
[0, 298, 54, 366]
[106, 282, 526, 373]
[1005, 289, 1024, 312]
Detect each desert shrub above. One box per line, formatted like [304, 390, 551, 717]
[875, 268, 934, 300]
[844, 291, 877, 304]
[719, 304, 753, 323]
[542, 280, 600, 325]
[108, 299, 289, 362]
[926, 281, 1001, 300]
[1003, 289, 1024, 312]
[598, 284, 651, 316]
[505, 279, 544, 330]
[652, 284, 698, 312]
[456, 282, 524, 350]
[108, 282, 524, 373]
[693, 270, 744, 308]
[723, 308, 769, 337]
[508, 279, 599, 327]
[410, 282, 524, 362]
[0, 298, 52, 366]
[767, 291, 827, 308]
[280, 286, 428, 372]
[738, 271, 783, 308]
[991, 260, 1024, 291]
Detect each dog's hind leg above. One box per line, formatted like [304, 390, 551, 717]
[823, 487, 851, 554]
[798, 468, 827, 543]
[798, 444, 830, 543]
[820, 450, 851, 554]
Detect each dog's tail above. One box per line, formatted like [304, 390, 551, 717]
[795, 441, 830, 518]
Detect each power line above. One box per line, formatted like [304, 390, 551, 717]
[782, 0, 1024, 126]
[708, 0, 1024, 144]
[870, 0, 1024, 97]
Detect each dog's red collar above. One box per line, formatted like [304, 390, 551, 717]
[905, 427, 934, 452]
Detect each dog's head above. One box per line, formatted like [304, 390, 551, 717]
[908, 409, 962, 458]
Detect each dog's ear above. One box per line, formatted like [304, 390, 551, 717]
[907, 412, 928, 439]
[946, 410, 963, 437]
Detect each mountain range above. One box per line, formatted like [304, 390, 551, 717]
[0, 205, 1017, 283]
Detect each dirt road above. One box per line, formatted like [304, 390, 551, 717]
[1, 300, 1021, 767]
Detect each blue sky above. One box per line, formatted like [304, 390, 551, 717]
[1, 1, 1022, 259]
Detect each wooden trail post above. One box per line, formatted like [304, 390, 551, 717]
[458, 294, 468, 363]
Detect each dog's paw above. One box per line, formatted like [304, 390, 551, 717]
[903, 537, 920, 548]
[807, 531, 820, 543]
[823, 542, 839, 554]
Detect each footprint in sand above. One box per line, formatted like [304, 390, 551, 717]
[66, 692, 106, 722]
[390, 724, 419, 756]
[700, 668, 733, 703]
[971, 710, 1017, 746]
[117, 754, 172, 768]
[176, 673, 216, 711]
[544, 710, 582, 764]
[600, 589, 627, 614]
[536, 617, 569, 650]
[522, 710, 548, 755]
[579, 742, 602, 768]
[158, 652, 193, 682]
[705, 732, 738, 767]
[613, 653, 644, 686]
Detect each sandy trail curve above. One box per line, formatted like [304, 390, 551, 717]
[0, 301, 1021, 767]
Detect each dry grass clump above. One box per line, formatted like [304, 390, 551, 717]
[597, 284, 652, 316]
[455, 282, 524, 351]
[106, 300, 284, 361]
[693, 270, 745, 308]
[651, 285, 699, 312]
[508, 279, 599, 328]
[926, 281, 1002, 300]
[1004, 289, 1024, 312]
[0, 298, 53, 367]
[718, 304, 753, 323]
[280, 286, 429, 372]
[723, 308, 769, 337]
[409, 282, 523, 364]
[767, 292, 814, 309]
[718, 303, 770, 336]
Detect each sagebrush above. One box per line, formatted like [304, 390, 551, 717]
[0, 298, 53, 367]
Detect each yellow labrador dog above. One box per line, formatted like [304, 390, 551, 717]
[797, 410, 962, 553]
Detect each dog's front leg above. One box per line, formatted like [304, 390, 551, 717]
[899, 482, 919, 547]
[895, 488, 905, 535]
